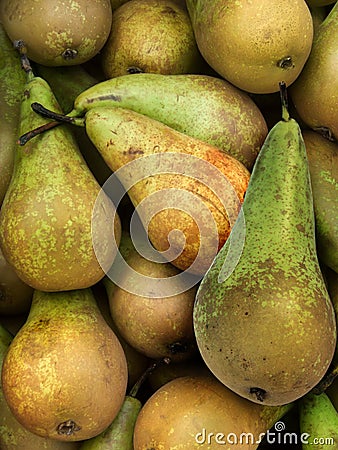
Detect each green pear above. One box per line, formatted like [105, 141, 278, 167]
[0, 24, 27, 205]
[299, 392, 338, 449]
[133, 374, 293, 449]
[66, 73, 268, 170]
[193, 85, 337, 406]
[1, 288, 128, 442]
[0, 50, 121, 291]
[290, 1, 338, 141]
[302, 131, 338, 273]
[0, 324, 81, 450]
[186, 0, 314, 94]
[78, 106, 250, 275]
[101, 0, 204, 78]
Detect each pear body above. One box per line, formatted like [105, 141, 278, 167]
[186, 0, 313, 94]
[133, 374, 293, 449]
[0, 24, 27, 205]
[193, 112, 337, 405]
[71, 73, 268, 170]
[84, 106, 250, 275]
[101, 0, 203, 78]
[1, 289, 128, 441]
[290, 1, 338, 141]
[0, 73, 120, 291]
[303, 131, 338, 273]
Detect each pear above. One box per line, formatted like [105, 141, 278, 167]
[1, 288, 128, 441]
[133, 374, 293, 449]
[104, 231, 198, 361]
[0, 247, 33, 316]
[186, 0, 314, 94]
[193, 85, 337, 406]
[79, 106, 250, 275]
[302, 131, 338, 273]
[0, 324, 81, 450]
[101, 0, 204, 78]
[290, 1, 338, 141]
[67, 73, 268, 170]
[0, 49, 121, 291]
[0, 23, 26, 204]
[299, 392, 338, 449]
[0, 0, 113, 66]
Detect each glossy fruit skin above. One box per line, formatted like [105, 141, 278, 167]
[0, 0, 112, 66]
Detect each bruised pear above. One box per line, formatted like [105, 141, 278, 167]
[0, 0, 112, 66]
[1, 289, 128, 441]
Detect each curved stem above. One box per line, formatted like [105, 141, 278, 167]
[18, 121, 62, 146]
[128, 357, 171, 399]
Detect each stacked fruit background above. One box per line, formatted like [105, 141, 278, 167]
[0, 0, 337, 449]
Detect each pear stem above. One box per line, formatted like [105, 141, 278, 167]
[14, 39, 34, 80]
[128, 357, 171, 399]
[279, 81, 290, 122]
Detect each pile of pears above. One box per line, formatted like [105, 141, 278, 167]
[0, 0, 338, 449]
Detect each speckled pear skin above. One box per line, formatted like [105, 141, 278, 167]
[193, 106, 337, 406]
[0, 70, 121, 291]
[1, 289, 128, 442]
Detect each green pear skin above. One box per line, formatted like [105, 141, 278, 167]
[0, 24, 26, 205]
[290, 1, 338, 141]
[1, 289, 128, 442]
[82, 106, 250, 275]
[299, 392, 338, 449]
[303, 131, 338, 273]
[79, 395, 141, 450]
[67, 73, 268, 169]
[193, 95, 337, 406]
[0, 65, 121, 291]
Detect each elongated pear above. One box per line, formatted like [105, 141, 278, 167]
[0, 52, 120, 291]
[82, 106, 250, 275]
[193, 85, 337, 406]
[290, 1, 338, 141]
[67, 73, 268, 169]
[1, 288, 128, 442]
[0, 24, 26, 204]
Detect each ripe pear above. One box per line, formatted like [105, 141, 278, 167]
[290, 1, 338, 141]
[186, 0, 314, 94]
[0, 53, 121, 291]
[104, 231, 198, 361]
[0, 23, 26, 205]
[302, 131, 338, 273]
[0, 324, 81, 450]
[193, 86, 337, 406]
[133, 374, 293, 449]
[0, 0, 113, 66]
[81, 106, 250, 275]
[1, 288, 128, 441]
[67, 73, 269, 170]
[0, 247, 33, 316]
[101, 0, 204, 78]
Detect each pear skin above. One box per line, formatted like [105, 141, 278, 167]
[133, 374, 293, 449]
[83, 106, 250, 275]
[290, 1, 338, 141]
[1, 289, 128, 442]
[0, 62, 121, 291]
[186, 0, 313, 94]
[302, 131, 338, 273]
[69, 73, 268, 170]
[0, 24, 26, 205]
[101, 0, 204, 78]
[193, 89, 337, 406]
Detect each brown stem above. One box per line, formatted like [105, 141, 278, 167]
[128, 357, 171, 398]
[31, 102, 76, 123]
[18, 121, 62, 146]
